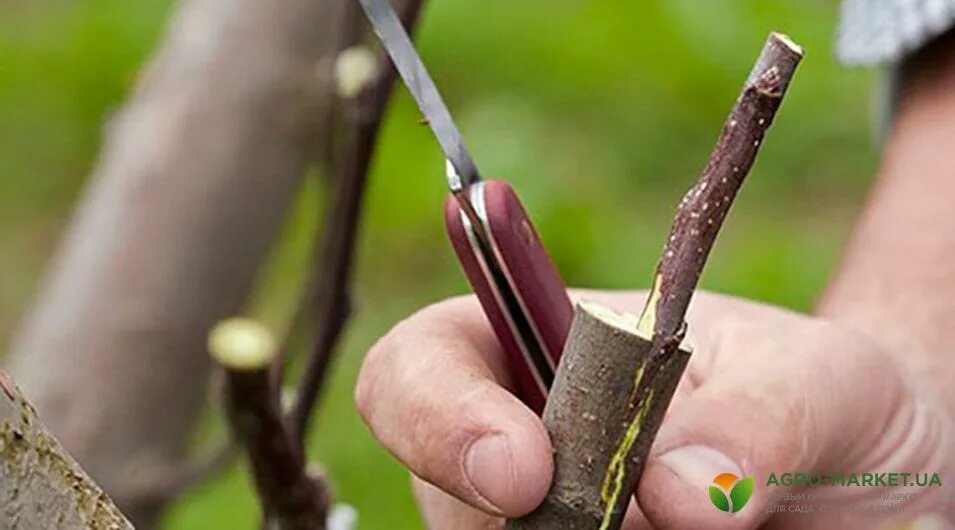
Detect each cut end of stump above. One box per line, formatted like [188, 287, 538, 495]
[208, 317, 277, 371]
[578, 300, 694, 352]
[770, 31, 804, 56]
[578, 300, 642, 336]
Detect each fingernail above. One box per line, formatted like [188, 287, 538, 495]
[658, 444, 743, 489]
[464, 434, 511, 513]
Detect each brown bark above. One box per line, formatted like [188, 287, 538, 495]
[508, 32, 803, 530]
[507, 303, 690, 530]
[0, 370, 133, 530]
[6, 0, 348, 525]
[638, 32, 804, 340]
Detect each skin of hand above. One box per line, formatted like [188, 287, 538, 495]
[356, 28, 955, 530]
[355, 290, 954, 529]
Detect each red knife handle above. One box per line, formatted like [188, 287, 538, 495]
[444, 180, 574, 414]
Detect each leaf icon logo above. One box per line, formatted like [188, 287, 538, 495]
[708, 473, 755, 513]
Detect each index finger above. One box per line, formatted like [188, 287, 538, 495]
[354, 295, 553, 517]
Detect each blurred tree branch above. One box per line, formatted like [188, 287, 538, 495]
[289, 0, 427, 444]
[6, 0, 352, 526]
[210, 320, 330, 530]
[203, 1, 426, 526]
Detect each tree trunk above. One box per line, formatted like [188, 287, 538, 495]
[0, 371, 133, 530]
[6, 0, 347, 525]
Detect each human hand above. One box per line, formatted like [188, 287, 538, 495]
[355, 290, 954, 529]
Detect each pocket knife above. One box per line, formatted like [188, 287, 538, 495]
[359, 0, 574, 413]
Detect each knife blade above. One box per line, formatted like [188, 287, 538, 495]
[359, 0, 478, 193]
[359, 0, 575, 413]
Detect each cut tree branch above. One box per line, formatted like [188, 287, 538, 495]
[0, 370, 133, 530]
[289, 0, 427, 442]
[508, 32, 803, 530]
[210, 320, 329, 530]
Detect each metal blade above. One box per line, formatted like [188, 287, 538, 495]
[359, 0, 480, 191]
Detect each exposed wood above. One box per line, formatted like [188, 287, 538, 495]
[508, 32, 803, 530]
[6, 0, 348, 525]
[210, 319, 329, 530]
[0, 370, 133, 530]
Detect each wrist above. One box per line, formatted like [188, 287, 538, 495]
[817, 32, 955, 413]
[816, 293, 955, 417]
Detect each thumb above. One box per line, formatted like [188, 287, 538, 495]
[634, 317, 914, 530]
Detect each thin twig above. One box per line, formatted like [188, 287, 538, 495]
[289, 0, 427, 442]
[209, 4, 428, 526]
[273, 0, 369, 391]
[619, 32, 803, 528]
[314, 0, 367, 169]
[637, 32, 804, 338]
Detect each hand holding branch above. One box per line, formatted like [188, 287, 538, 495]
[508, 32, 802, 530]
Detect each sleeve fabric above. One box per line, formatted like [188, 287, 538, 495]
[839, 0, 955, 64]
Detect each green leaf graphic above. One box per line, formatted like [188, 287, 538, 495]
[708, 486, 730, 512]
[729, 477, 755, 513]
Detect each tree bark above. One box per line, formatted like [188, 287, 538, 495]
[507, 303, 690, 530]
[508, 32, 803, 530]
[6, 0, 347, 525]
[637, 32, 804, 340]
[0, 371, 133, 530]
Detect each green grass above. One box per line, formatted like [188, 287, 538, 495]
[1, 1, 877, 528]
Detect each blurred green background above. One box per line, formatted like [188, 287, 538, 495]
[0, 0, 878, 528]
